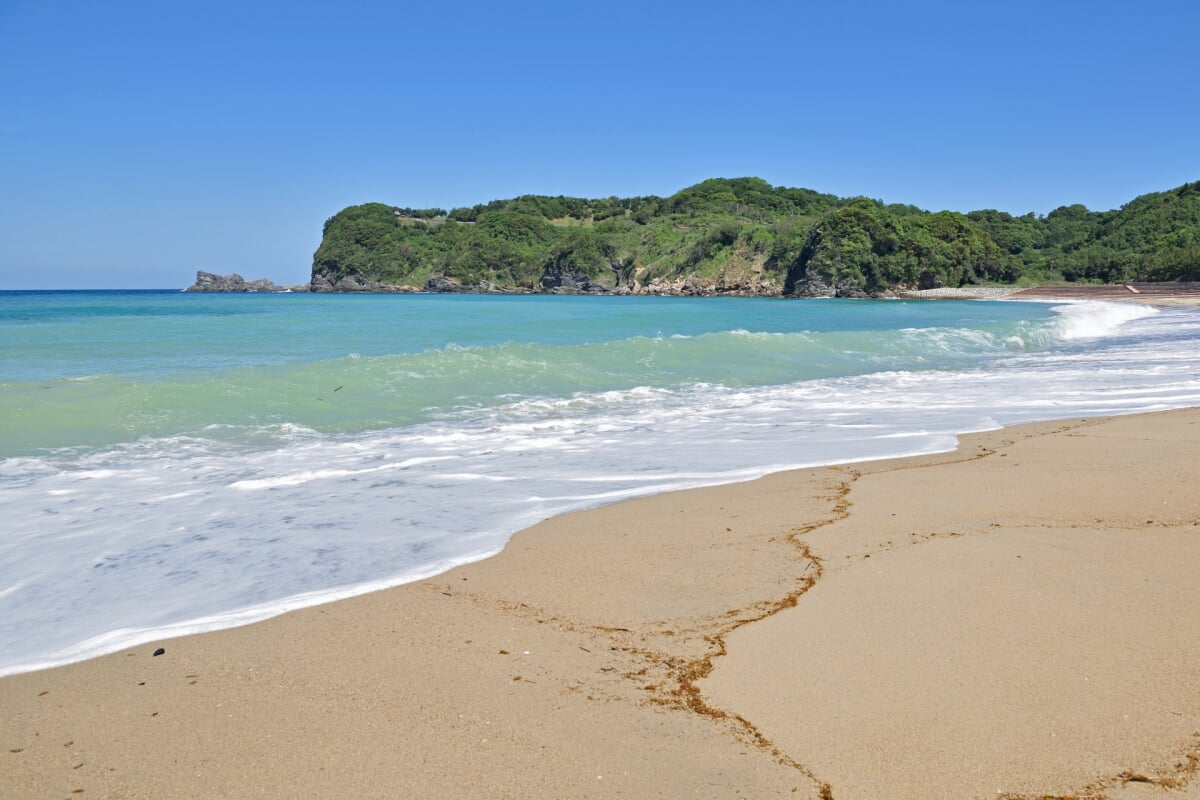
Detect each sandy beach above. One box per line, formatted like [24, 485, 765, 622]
[4, 289, 1200, 799]
[3, 406, 1197, 799]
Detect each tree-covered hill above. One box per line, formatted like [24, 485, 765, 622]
[310, 177, 1200, 295]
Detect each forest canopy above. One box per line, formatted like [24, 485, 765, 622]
[311, 178, 1200, 295]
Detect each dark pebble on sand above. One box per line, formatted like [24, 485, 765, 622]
[152, 647, 165, 657]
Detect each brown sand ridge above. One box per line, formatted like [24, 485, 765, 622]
[3, 409, 1199, 798]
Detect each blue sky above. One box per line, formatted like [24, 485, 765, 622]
[1, 1, 1197, 289]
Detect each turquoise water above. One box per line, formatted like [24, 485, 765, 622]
[2, 290, 1199, 676]
[1, 291, 1057, 456]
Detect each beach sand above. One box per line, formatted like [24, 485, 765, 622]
[903, 283, 1200, 306]
[3, 412, 1199, 797]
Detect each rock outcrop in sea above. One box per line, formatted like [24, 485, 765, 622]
[185, 271, 309, 293]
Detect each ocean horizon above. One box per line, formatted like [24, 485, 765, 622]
[3, 290, 1199, 676]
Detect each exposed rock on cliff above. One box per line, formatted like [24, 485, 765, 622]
[538, 262, 609, 294]
[309, 269, 392, 292]
[783, 265, 872, 298]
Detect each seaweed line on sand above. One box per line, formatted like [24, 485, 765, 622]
[624, 469, 857, 799]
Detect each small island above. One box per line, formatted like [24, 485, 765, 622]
[185, 271, 309, 293]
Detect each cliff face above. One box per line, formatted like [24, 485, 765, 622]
[311, 258, 789, 297]
[308, 177, 1200, 295]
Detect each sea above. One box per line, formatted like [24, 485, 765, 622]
[2, 290, 1199, 677]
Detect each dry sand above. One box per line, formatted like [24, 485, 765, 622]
[3, 389, 1200, 795]
[700, 409, 1200, 800]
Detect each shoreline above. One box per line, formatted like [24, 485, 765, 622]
[4, 408, 1199, 798]
[9, 292, 1180, 676]
[902, 283, 1200, 306]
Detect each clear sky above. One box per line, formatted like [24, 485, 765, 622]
[1, 0, 1197, 289]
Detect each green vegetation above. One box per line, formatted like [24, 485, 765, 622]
[311, 177, 1200, 294]
[789, 200, 1014, 295]
[967, 180, 1200, 284]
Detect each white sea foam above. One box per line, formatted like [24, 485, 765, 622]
[1050, 300, 1158, 339]
[228, 456, 456, 490]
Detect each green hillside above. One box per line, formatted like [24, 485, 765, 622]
[310, 177, 1200, 294]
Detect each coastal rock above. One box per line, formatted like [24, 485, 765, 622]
[309, 269, 400, 293]
[539, 263, 609, 294]
[425, 275, 468, 293]
[784, 266, 873, 298]
[422, 276, 529, 294]
[632, 274, 783, 297]
[715, 276, 784, 297]
[330, 273, 380, 292]
[186, 271, 308, 293]
[187, 271, 247, 292]
[477, 280, 527, 294]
